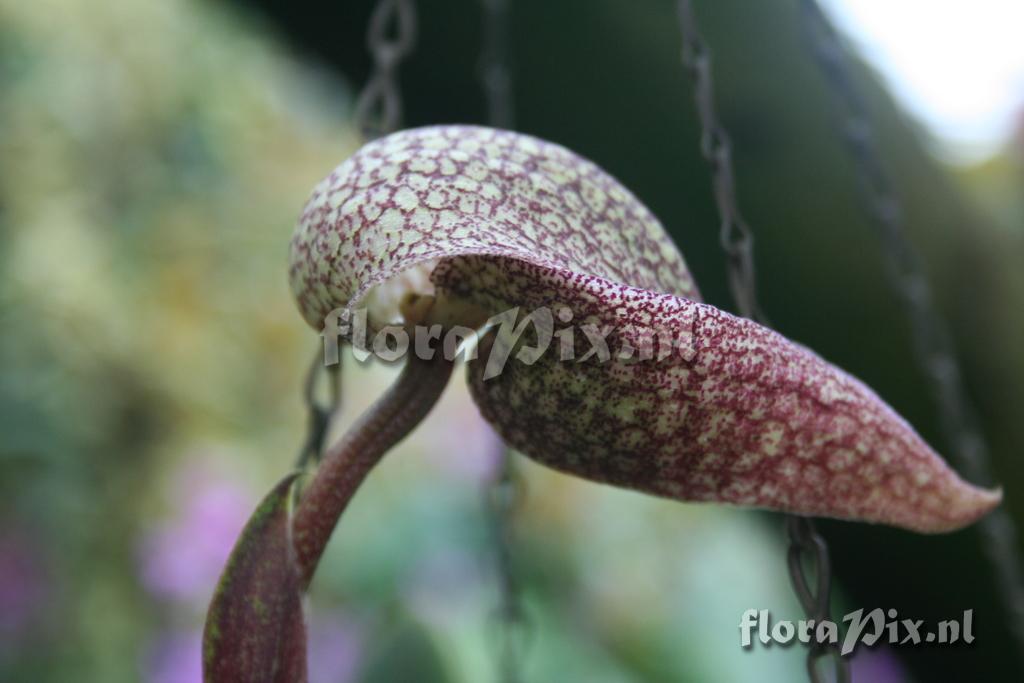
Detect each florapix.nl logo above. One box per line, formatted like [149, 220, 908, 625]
[739, 608, 976, 656]
[319, 304, 698, 378]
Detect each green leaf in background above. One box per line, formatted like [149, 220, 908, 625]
[356, 618, 451, 683]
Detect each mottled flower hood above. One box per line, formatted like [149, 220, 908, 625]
[289, 124, 999, 533]
[203, 125, 1003, 682]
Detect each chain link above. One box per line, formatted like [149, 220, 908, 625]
[354, 0, 418, 140]
[479, 0, 515, 130]
[479, 1, 528, 679]
[799, 0, 1024, 667]
[295, 350, 341, 469]
[676, 0, 766, 324]
[484, 445, 530, 683]
[786, 516, 849, 683]
[676, 2, 849, 680]
[294, 348, 342, 471]
[296, 0, 416, 469]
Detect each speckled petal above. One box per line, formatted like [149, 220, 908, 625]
[444, 260, 1000, 533]
[289, 125, 697, 330]
[290, 125, 1000, 533]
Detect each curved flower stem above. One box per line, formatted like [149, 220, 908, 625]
[291, 353, 455, 587]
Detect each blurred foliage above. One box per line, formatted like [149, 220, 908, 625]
[0, 0, 353, 679]
[0, 0, 1021, 681]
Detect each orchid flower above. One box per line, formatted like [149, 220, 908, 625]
[203, 125, 1000, 681]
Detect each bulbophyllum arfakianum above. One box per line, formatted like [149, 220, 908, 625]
[202, 126, 1000, 681]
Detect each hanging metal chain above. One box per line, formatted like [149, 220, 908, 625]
[799, 0, 1024, 666]
[786, 516, 849, 682]
[295, 351, 341, 469]
[676, 0, 766, 324]
[675, 2, 849, 681]
[479, 0, 515, 130]
[353, 0, 418, 140]
[479, 2, 528, 680]
[484, 446, 530, 683]
[295, 0, 416, 471]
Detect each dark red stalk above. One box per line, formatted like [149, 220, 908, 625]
[203, 353, 454, 682]
[291, 353, 455, 586]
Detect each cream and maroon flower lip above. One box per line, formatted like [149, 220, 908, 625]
[204, 124, 1001, 682]
[288, 124, 1000, 533]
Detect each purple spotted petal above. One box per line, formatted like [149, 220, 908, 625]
[289, 126, 697, 332]
[289, 125, 1000, 532]
[452, 262, 999, 532]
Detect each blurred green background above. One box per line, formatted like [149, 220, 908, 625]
[1, 0, 1021, 681]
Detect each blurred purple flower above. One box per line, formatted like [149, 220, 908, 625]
[308, 613, 364, 683]
[145, 629, 202, 683]
[0, 525, 49, 638]
[140, 459, 366, 681]
[138, 460, 252, 604]
[851, 645, 908, 683]
[424, 404, 504, 484]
